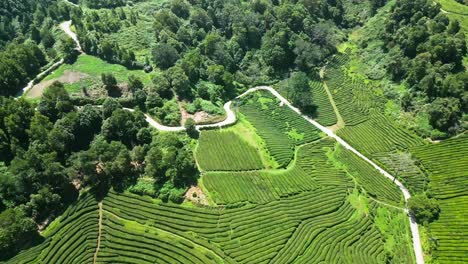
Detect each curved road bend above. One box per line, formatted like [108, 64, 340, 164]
[26, 19, 425, 264]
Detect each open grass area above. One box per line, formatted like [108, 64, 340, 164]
[27, 54, 152, 97]
[45, 55, 150, 84]
[437, 0, 468, 15]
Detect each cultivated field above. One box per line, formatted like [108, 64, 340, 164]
[239, 91, 322, 168]
[411, 134, 468, 263]
[196, 130, 264, 171]
[324, 54, 428, 194]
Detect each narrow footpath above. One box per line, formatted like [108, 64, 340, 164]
[93, 202, 103, 264]
[17, 21, 79, 98]
[319, 67, 345, 131]
[59, 21, 83, 53]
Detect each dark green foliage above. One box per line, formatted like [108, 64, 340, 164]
[382, 0, 467, 135]
[102, 98, 122, 119]
[170, 0, 190, 19]
[22, 187, 62, 223]
[101, 109, 148, 147]
[280, 72, 316, 114]
[408, 194, 440, 225]
[68, 137, 136, 194]
[0, 97, 35, 163]
[184, 118, 198, 138]
[0, 208, 40, 260]
[80, 0, 137, 9]
[0, 43, 47, 96]
[143, 133, 198, 197]
[128, 75, 144, 93]
[38, 82, 74, 122]
[428, 97, 462, 135]
[152, 43, 180, 70]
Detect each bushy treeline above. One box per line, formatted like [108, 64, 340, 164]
[0, 82, 197, 260]
[72, 7, 142, 68]
[72, 0, 384, 114]
[382, 0, 467, 136]
[0, 44, 47, 96]
[79, 0, 141, 9]
[0, 0, 77, 47]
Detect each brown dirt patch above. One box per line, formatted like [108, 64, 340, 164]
[185, 186, 209, 206]
[27, 70, 89, 98]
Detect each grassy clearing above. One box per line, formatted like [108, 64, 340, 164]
[437, 0, 468, 15]
[38, 54, 151, 95]
[45, 55, 151, 83]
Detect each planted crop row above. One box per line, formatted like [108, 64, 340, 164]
[103, 187, 349, 263]
[336, 145, 403, 205]
[239, 91, 321, 167]
[310, 80, 338, 126]
[411, 134, 468, 199]
[337, 110, 425, 155]
[6, 194, 99, 264]
[325, 54, 387, 126]
[411, 134, 468, 263]
[203, 139, 352, 204]
[373, 152, 427, 194]
[196, 130, 264, 171]
[98, 213, 222, 264]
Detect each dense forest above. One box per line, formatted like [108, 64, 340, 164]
[0, 0, 467, 260]
[358, 0, 467, 137]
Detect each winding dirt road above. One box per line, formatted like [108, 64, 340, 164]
[17, 21, 79, 98]
[59, 21, 83, 53]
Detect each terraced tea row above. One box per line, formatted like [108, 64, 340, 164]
[411, 134, 468, 263]
[373, 152, 427, 194]
[238, 91, 321, 167]
[309, 80, 338, 126]
[5, 194, 99, 264]
[98, 212, 223, 263]
[324, 53, 427, 195]
[335, 144, 403, 205]
[337, 110, 425, 155]
[196, 130, 264, 171]
[102, 187, 402, 263]
[7, 183, 412, 264]
[202, 139, 352, 204]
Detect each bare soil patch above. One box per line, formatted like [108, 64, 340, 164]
[185, 186, 209, 206]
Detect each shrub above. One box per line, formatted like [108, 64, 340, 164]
[408, 194, 440, 225]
